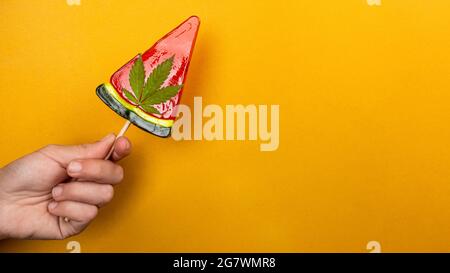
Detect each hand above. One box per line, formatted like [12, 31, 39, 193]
[0, 134, 131, 239]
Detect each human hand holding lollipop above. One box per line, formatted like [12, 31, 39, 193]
[0, 17, 200, 239]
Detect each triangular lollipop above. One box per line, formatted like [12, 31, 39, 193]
[96, 16, 200, 138]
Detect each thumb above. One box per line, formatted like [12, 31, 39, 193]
[40, 133, 116, 166]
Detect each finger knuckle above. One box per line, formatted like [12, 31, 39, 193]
[115, 166, 124, 183]
[102, 184, 114, 202]
[62, 182, 76, 197]
[76, 144, 89, 155]
[41, 144, 58, 153]
[95, 162, 106, 177]
[86, 206, 98, 220]
[86, 160, 104, 178]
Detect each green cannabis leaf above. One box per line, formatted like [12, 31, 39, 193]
[142, 85, 183, 105]
[122, 88, 138, 104]
[128, 55, 145, 100]
[142, 56, 174, 100]
[122, 54, 182, 114]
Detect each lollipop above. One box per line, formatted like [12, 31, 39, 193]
[96, 16, 200, 157]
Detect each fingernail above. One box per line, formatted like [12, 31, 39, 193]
[68, 161, 82, 173]
[48, 201, 58, 210]
[101, 133, 115, 142]
[122, 139, 130, 150]
[52, 186, 63, 197]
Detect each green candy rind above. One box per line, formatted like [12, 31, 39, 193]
[96, 84, 171, 138]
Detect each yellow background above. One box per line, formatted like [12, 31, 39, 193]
[1, 0, 450, 252]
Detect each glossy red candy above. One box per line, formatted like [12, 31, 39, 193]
[111, 16, 200, 120]
[96, 16, 200, 137]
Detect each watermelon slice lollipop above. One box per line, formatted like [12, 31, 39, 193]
[96, 16, 200, 140]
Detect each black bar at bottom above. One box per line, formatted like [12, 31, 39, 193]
[0, 253, 448, 272]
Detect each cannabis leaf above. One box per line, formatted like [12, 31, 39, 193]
[142, 85, 182, 105]
[128, 55, 145, 100]
[123, 54, 182, 115]
[141, 105, 160, 114]
[141, 56, 174, 100]
[122, 88, 138, 104]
